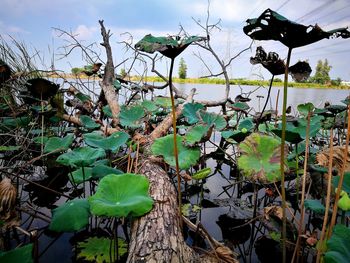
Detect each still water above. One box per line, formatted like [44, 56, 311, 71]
[37, 82, 350, 262]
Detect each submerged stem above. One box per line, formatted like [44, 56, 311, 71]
[168, 58, 182, 228]
[259, 74, 274, 121]
[328, 104, 350, 238]
[280, 47, 292, 263]
[316, 129, 333, 262]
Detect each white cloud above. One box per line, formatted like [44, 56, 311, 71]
[73, 25, 98, 40]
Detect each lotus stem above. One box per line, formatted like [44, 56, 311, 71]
[168, 58, 182, 228]
[316, 128, 334, 263]
[293, 111, 311, 262]
[259, 74, 274, 121]
[280, 47, 292, 263]
[328, 104, 350, 238]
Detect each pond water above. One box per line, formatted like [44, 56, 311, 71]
[16, 82, 350, 262]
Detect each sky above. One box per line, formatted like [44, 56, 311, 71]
[1, 0, 350, 81]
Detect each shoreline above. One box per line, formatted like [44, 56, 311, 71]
[46, 73, 350, 90]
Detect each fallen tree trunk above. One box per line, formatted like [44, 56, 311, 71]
[127, 159, 216, 263]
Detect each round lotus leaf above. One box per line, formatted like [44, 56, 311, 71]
[49, 198, 90, 232]
[56, 146, 106, 167]
[84, 131, 129, 152]
[200, 111, 226, 131]
[151, 134, 200, 169]
[324, 224, 350, 263]
[119, 105, 145, 128]
[89, 173, 153, 217]
[80, 115, 100, 130]
[184, 124, 210, 145]
[77, 237, 127, 263]
[44, 134, 74, 153]
[70, 167, 93, 184]
[237, 133, 287, 183]
[183, 103, 204, 124]
[0, 243, 33, 263]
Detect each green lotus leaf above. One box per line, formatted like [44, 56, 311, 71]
[75, 92, 91, 103]
[237, 133, 287, 183]
[333, 173, 350, 195]
[184, 124, 210, 145]
[44, 134, 74, 153]
[49, 198, 90, 232]
[135, 34, 205, 58]
[183, 103, 204, 124]
[200, 111, 226, 131]
[151, 134, 200, 169]
[0, 243, 33, 263]
[271, 126, 303, 144]
[141, 100, 158, 112]
[297, 102, 315, 116]
[89, 173, 153, 217]
[338, 191, 350, 211]
[304, 199, 325, 214]
[77, 237, 127, 263]
[32, 136, 49, 144]
[154, 96, 175, 108]
[80, 115, 100, 130]
[120, 105, 145, 128]
[192, 167, 212, 180]
[56, 146, 106, 167]
[102, 105, 113, 118]
[324, 224, 350, 263]
[91, 165, 123, 180]
[70, 167, 93, 184]
[238, 118, 254, 131]
[84, 131, 129, 152]
[0, 117, 31, 131]
[113, 79, 121, 90]
[230, 102, 250, 111]
[243, 8, 350, 48]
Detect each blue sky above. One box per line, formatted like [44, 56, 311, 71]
[1, 0, 350, 81]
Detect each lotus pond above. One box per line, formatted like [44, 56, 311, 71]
[1, 8, 350, 263]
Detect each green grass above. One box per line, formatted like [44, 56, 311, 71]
[133, 76, 350, 90]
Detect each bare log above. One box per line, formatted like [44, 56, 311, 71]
[98, 20, 120, 126]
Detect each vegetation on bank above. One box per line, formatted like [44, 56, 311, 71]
[131, 76, 350, 90]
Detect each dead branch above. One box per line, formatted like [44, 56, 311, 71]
[98, 20, 120, 126]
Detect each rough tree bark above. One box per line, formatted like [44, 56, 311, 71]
[127, 159, 211, 263]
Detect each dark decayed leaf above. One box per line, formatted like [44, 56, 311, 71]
[135, 34, 206, 58]
[25, 78, 59, 100]
[289, 61, 312, 82]
[250, 46, 285, 75]
[243, 9, 350, 48]
[250, 46, 312, 79]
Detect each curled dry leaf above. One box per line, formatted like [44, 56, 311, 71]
[316, 146, 350, 172]
[264, 205, 283, 221]
[215, 246, 238, 263]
